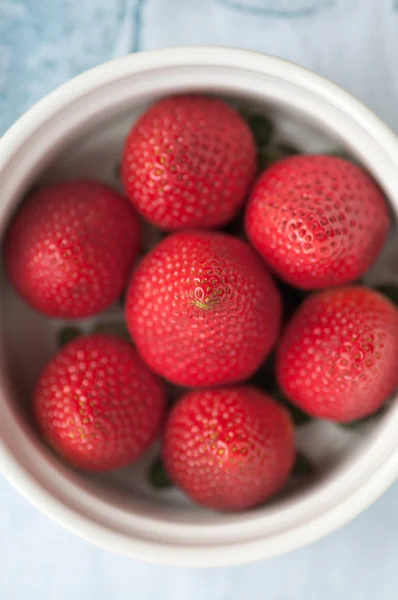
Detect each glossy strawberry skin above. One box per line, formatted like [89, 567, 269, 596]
[122, 95, 257, 230]
[34, 334, 165, 471]
[163, 386, 295, 511]
[277, 286, 398, 422]
[245, 155, 389, 289]
[5, 181, 141, 318]
[125, 231, 281, 387]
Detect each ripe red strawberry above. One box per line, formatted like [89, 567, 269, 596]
[122, 95, 257, 230]
[34, 334, 165, 471]
[277, 286, 398, 422]
[163, 386, 295, 511]
[5, 181, 140, 318]
[126, 231, 281, 387]
[245, 155, 389, 289]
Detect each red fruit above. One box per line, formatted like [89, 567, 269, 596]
[34, 334, 165, 471]
[122, 95, 257, 230]
[5, 181, 140, 318]
[277, 286, 398, 422]
[163, 387, 295, 511]
[126, 231, 281, 387]
[245, 155, 389, 289]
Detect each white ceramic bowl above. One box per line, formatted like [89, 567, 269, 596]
[0, 47, 398, 567]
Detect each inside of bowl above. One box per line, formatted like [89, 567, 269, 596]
[1, 93, 397, 525]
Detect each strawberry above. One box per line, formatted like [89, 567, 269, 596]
[121, 95, 257, 230]
[34, 334, 165, 471]
[162, 386, 295, 511]
[277, 286, 398, 422]
[5, 181, 140, 318]
[125, 231, 281, 387]
[245, 155, 389, 289]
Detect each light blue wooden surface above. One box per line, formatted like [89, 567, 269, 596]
[1, 474, 398, 599]
[1, 1, 398, 597]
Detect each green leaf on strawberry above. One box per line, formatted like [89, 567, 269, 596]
[375, 284, 398, 306]
[248, 357, 312, 426]
[293, 452, 315, 476]
[276, 279, 309, 324]
[247, 353, 276, 393]
[220, 208, 245, 237]
[92, 320, 131, 342]
[258, 143, 300, 172]
[272, 388, 313, 426]
[149, 458, 173, 490]
[57, 326, 81, 348]
[247, 114, 274, 147]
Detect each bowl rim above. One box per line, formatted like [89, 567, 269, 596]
[1, 46, 398, 567]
